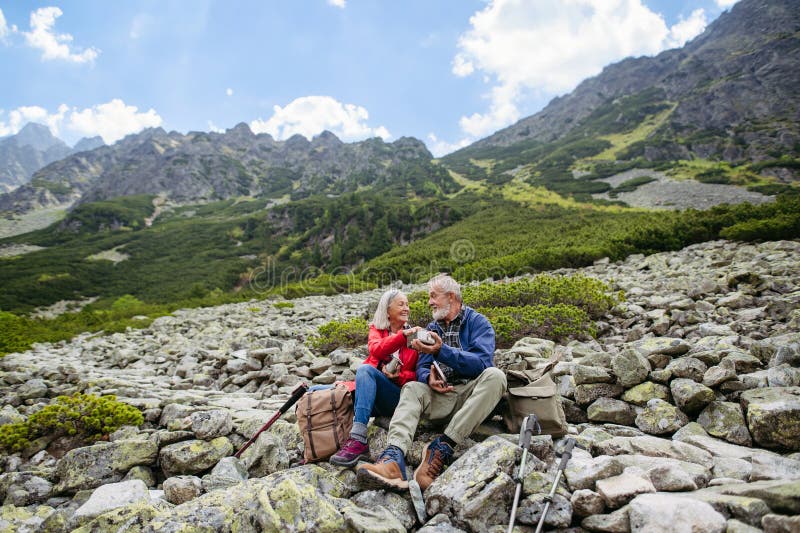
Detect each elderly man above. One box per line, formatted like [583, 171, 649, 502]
[356, 274, 506, 491]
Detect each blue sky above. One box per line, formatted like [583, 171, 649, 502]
[0, 0, 739, 156]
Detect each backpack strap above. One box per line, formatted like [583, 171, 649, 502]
[306, 392, 317, 459]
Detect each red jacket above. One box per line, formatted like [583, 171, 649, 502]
[365, 325, 419, 387]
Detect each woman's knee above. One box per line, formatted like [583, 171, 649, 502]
[356, 364, 380, 379]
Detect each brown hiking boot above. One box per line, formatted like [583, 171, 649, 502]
[356, 445, 409, 490]
[413, 436, 454, 491]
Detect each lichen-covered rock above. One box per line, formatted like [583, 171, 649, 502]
[159, 437, 234, 477]
[587, 398, 636, 425]
[670, 378, 715, 414]
[71, 500, 169, 533]
[201, 456, 248, 492]
[593, 435, 712, 466]
[697, 402, 752, 446]
[191, 409, 233, 440]
[613, 455, 711, 490]
[703, 360, 738, 388]
[54, 439, 159, 494]
[425, 436, 517, 531]
[628, 493, 726, 533]
[163, 475, 202, 504]
[0, 472, 53, 506]
[612, 349, 651, 388]
[740, 387, 800, 451]
[621, 381, 670, 407]
[691, 492, 771, 528]
[238, 419, 298, 476]
[341, 502, 406, 533]
[0, 504, 55, 532]
[635, 399, 689, 435]
[761, 513, 800, 533]
[632, 337, 690, 358]
[703, 479, 800, 515]
[508, 337, 556, 360]
[151, 475, 346, 532]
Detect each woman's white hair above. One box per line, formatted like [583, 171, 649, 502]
[429, 274, 462, 302]
[371, 288, 405, 330]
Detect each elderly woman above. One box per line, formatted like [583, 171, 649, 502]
[326, 288, 421, 467]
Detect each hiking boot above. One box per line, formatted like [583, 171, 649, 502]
[329, 438, 370, 467]
[413, 436, 454, 491]
[356, 445, 409, 490]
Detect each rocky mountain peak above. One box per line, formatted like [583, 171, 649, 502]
[73, 136, 105, 153]
[10, 123, 65, 152]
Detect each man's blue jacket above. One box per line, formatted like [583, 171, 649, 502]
[416, 305, 496, 384]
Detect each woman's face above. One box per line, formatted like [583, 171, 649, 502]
[387, 293, 410, 329]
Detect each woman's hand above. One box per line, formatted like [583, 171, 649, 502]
[382, 365, 401, 379]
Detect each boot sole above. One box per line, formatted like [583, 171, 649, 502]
[356, 468, 409, 491]
[329, 453, 370, 468]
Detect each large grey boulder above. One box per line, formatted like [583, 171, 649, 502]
[593, 435, 712, 466]
[159, 437, 234, 477]
[632, 337, 690, 358]
[581, 505, 630, 532]
[620, 381, 670, 406]
[350, 490, 416, 531]
[516, 492, 572, 529]
[740, 387, 800, 451]
[565, 450, 623, 491]
[588, 398, 636, 425]
[54, 439, 159, 493]
[628, 493, 726, 532]
[697, 402, 752, 446]
[424, 436, 517, 531]
[73, 479, 150, 521]
[575, 383, 625, 406]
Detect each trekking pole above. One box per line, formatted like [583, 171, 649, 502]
[234, 382, 308, 459]
[507, 414, 541, 533]
[534, 437, 576, 533]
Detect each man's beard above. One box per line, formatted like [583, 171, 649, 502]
[432, 302, 450, 321]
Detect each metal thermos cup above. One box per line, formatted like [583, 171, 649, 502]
[385, 354, 402, 373]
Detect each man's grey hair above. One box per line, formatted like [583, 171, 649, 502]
[429, 274, 462, 302]
[371, 288, 405, 330]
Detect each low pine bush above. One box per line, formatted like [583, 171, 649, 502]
[0, 393, 144, 453]
[308, 317, 370, 354]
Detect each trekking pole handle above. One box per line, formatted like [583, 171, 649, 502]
[558, 438, 575, 471]
[280, 382, 309, 413]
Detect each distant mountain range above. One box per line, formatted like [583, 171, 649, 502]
[0, 123, 103, 195]
[0, 0, 797, 215]
[444, 0, 799, 190]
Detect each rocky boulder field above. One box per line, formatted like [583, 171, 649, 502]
[1, 239, 799, 532]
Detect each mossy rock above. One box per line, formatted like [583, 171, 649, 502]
[740, 387, 800, 451]
[621, 382, 670, 407]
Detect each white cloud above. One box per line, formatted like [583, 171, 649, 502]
[716, 0, 739, 8]
[0, 8, 9, 42]
[226, 88, 234, 97]
[207, 121, 224, 133]
[451, 0, 711, 139]
[666, 9, 708, 48]
[427, 133, 471, 158]
[250, 96, 391, 142]
[67, 99, 162, 143]
[23, 7, 99, 63]
[0, 99, 162, 144]
[327, 0, 346, 8]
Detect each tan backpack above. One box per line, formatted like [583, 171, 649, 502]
[503, 358, 568, 437]
[296, 386, 354, 463]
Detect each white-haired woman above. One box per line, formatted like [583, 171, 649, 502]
[326, 288, 421, 467]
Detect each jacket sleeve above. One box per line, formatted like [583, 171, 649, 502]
[367, 326, 407, 363]
[434, 310, 496, 380]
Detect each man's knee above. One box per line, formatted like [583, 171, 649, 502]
[480, 367, 507, 391]
[402, 381, 429, 400]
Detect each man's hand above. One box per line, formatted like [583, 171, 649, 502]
[428, 366, 454, 393]
[411, 331, 442, 354]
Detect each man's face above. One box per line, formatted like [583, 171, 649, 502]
[429, 287, 453, 321]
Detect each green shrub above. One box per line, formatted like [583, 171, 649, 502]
[308, 317, 369, 354]
[720, 214, 800, 241]
[479, 304, 593, 347]
[0, 393, 144, 452]
[272, 301, 295, 309]
[462, 274, 622, 318]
